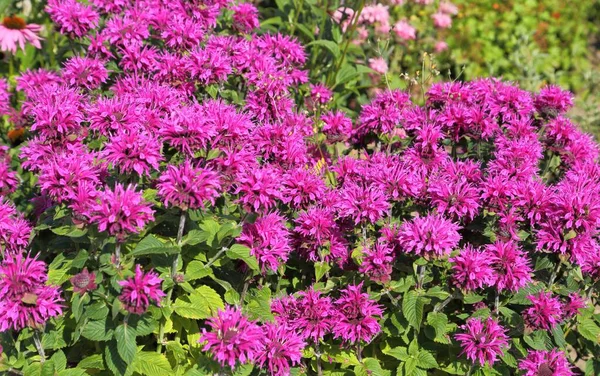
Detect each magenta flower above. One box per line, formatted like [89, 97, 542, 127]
[294, 287, 335, 342]
[486, 241, 532, 292]
[0, 15, 42, 54]
[0, 254, 63, 331]
[200, 306, 263, 369]
[89, 184, 155, 241]
[563, 293, 587, 318]
[101, 129, 163, 177]
[337, 182, 390, 225]
[281, 168, 326, 209]
[234, 167, 283, 213]
[294, 206, 348, 265]
[333, 283, 383, 344]
[432, 12, 452, 28]
[519, 349, 574, 376]
[238, 212, 291, 273]
[535, 85, 574, 116]
[321, 110, 353, 142]
[231, 3, 260, 33]
[393, 20, 416, 40]
[46, 0, 99, 38]
[524, 291, 564, 330]
[62, 57, 108, 90]
[455, 317, 509, 367]
[257, 323, 305, 376]
[157, 161, 222, 210]
[359, 242, 395, 284]
[118, 265, 165, 315]
[398, 214, 461, 258]
[450, 245, 497, 292]
[70, 268, 97, 294]
[26, 85, 83, 138]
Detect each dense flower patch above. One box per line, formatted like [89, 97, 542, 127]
[0, 0, 599, 376]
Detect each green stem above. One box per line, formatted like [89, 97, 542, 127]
[205, 247, 228, 269]
[114, 243, 121, 267]
[33, 330, 46, 363]
[315, 342, 323, 376]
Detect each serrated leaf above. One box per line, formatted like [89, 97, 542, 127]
[427, 312, 449, 343]
[307, 40, 340, 58]
[82, 318, 115, 341]
[174, 286, 224, 319]
[105, 340, 131, 376]
[403, 291, 424, 331]
[383, 346, 408, 361]
[578, 318, 600, 343]
[115, 324, 136, 364]
[78, 354, 105, 370]
[227, 244, 259, 271]
[314, 261, 331, 282]
[355, 358, 388, 376]
[131, 235, 178, 256]
[417, 351, 438, 369]
[129, 315, 158, 337]
[134, 351, 173, 376]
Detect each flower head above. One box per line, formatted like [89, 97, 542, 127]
[89, 184, 155, 241]
[398, 214, 461, 258]
[157, 161, 222, 210]
[200, 306, 263, 368]
[450, 245, 497, 291]
[0, 15, 42, 54]
[70, 268, 97, 294]
[563, 293, 587, 318]
[118, 265, 165, 315]
[519, 349, 574, 376]
[359, 242, 395, 284]
[524, 291, 564, 330]
[455, 317, 509, 367]
[238, 212, 291, 273]
[257, 323, 305, 376]
[0, 254, 63, 331]
[333, 283, 383, 344]
[46, 0, 99, 38]
[486, 241, 532, 292]
[101, 129, 163, 177]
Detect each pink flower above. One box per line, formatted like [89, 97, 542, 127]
[238, 212, 291, 273]
[368, 57, 389, 74]
[46, 0, 98, 38]
[0, 254, 63, 331]
[309, 83, 332, 108]
[294, 287, 335, 342]
[0, 16, 42, 54]
[333, 283, 383, 344]
[524, 291, 564, 330]
[101, 129, 163, 177]
[321, 110, 353, 142]
[338, 183, 390, 225]
[200, 306, 263, 368]
[393, 20, 416, 40]
[434, 41, 448, 53]
[70, 268, 97, 294]
[535, 85, 574, 115]
[359, 242, 395, 284]
[486, 241, 532, 292]
[62, 57, 108, 90]
[432, 12, 452, 29]
[234, 167, 283, 213]
[519, 350, 574, 376]
[118, 265, 165, 315]
[232, 3, 260, 33]
[455, 317, 509, 367]
[89, 184, 155, 241]
[398, 214, 461, 258]
[439, 1, 459, 15]
[157, 161, 222, 210]
[294, 206, 348, 265]
[281, 168, 326, 209]
[450, 245, 496, 291]
[257, 323, 305, 376]
[563, 293, 587, 317]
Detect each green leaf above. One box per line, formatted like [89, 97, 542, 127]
[552, 324, 566, 348]
[335, 65, 357, 86]
[383, 346, 408, 361]
[174, 286, 224, 319]
[182, 230, 209, 246]
[314, 261, 331, 282]
[427, 312, 449, 343]
[185, 260, 212, 281]
[82, 318, 115, 341]
[227, 244, 259, 271]
[417, 351, 438, 369]
[105, 340, 132, 376]
[199, 218, 221, 247]
[463, 292, 485, 304]
[115, 324, 137, 364]
[78, 354, 105, 370]
[134, 351, 173, 376]
[355, 358, 389, 376]
[402, 291, 425, 331]
[129, 315, 158, 337]
[57, 370, 87, 376]
[578, 318, 600, 343]
[131, 235, 178, 256]
[246, 286, 274, 322]
[307, 40, 340, 58]
[51, 350, 67, 371]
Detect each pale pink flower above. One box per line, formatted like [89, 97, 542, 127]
[0, 16, 42, 54]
